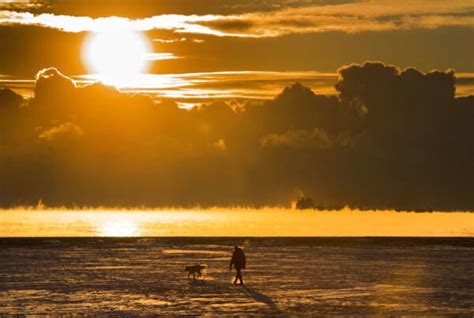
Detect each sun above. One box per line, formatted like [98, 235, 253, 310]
[83, 28, 151, 87]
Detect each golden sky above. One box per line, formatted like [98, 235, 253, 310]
[1, 0, 474, 77]
[0, 0, 473, 100]
[0, 0, 473, 211]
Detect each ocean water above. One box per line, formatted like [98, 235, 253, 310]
[1, 237, 473, 315]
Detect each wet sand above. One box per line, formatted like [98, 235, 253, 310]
[1, 237, 473, 315]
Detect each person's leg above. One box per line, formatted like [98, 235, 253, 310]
[233, 268, 240, 284]
[237, 268, 243, 284]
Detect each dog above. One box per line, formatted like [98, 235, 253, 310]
[185, 264, 207, 279]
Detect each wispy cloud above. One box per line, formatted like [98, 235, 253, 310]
[199, 0, 474, 36]
[153, 37, 187, 43]
[0, 0, 44, 10]
[1, 70, 339, 101]
[146, 52, 180, 61]
[0, 1, 473, 36]
[153, 37, 205, 43]
[74, 71, 340, 103]
[3, 70, 474, 103]
[0, 10, 227, 34]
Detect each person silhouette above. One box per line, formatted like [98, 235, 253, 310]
[229, 246, 246, 284]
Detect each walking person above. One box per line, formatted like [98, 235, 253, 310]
[230, 246, 246, 284]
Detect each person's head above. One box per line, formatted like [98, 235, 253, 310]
[234, 246, 239, 251]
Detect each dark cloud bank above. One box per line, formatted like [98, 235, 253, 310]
[0, 62, 472, 210]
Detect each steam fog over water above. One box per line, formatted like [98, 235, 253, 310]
[0, 209, 472, 237]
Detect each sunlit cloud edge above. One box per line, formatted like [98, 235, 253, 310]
[0, 1, 473, 37]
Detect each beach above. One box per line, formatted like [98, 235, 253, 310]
[1, 237, 473, 315]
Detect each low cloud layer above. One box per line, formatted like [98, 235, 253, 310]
[3, 70, 473, 103]
[0, 62, 472, 210]
[1, 1, 473, 36]
[0, 71, 341, 101]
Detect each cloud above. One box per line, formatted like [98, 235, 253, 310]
[5, 70, 339, 103]
[0, 1, 473, 37]
[0, 0, 44, 11]
[211, 138, 226, 151]
[146, 52, 180, 61]
[5, 70, 474, 104]
[38, 122, 83, 141]
[0, 87, 23, 110]
[335, 61, 463, 150]
[261, 128, 352, 149]
[199, 1, 474, 36]
[153, 37, 187, 43]
[0, 62, 472, 210]
[33, 67, 76, 108]
[0, 11, 228, 34]
[0, 0, 348, 17]
[153, 37, 204, 44]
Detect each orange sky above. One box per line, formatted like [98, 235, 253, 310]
[0, 1, 473, 212]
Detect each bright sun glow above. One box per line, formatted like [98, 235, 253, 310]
[99, 220, 140, 237]
[83, 28, 151, 87]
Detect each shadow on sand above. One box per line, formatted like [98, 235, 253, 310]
[188, 279, 233, 292]
[188, 280, 281, 313]
[242, 285, 279, 311]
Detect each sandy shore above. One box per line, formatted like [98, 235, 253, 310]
[1, 237, 473, 315]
